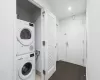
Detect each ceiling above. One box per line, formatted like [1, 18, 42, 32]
[46, 0, 86, 20]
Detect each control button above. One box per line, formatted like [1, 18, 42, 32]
[30, 53, 34, 57]
[29, 45, 34, 51]
[29, 23, 34, 27]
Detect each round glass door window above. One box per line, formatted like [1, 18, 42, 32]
[20, 29, 31, 39]
[21, 62, 32, 76]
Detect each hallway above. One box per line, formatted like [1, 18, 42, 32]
[49, 61, 86, 80]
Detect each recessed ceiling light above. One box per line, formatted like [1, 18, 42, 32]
[68, 6, 72, 11]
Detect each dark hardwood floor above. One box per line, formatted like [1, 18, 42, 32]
[49, 61, 86, 80]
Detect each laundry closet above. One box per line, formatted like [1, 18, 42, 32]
[16, 0, 57, 80]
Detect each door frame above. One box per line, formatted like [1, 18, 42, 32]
[29, 1, 45, 80]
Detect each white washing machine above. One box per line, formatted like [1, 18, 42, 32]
[16, 53, 35, 80]
[16, 19, 35, 56]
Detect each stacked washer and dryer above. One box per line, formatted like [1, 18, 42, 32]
[16, 19, 35, 80]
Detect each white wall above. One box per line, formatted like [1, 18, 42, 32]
[58, 14, 86, 66]
[35, 16, 42, 73]
[17, 6, 32, 22]
[87, 0, 100, 80]
[31, 10, 41, 22]
[0, 0, 16, 80]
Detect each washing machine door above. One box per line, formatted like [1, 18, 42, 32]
[17, 19, 34, 46]
[19, 61, 34, 80]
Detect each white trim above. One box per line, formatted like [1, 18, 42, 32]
[28, 0, 43, 9]
[27, 1, 45, 80]
[41, 9, 45, 80]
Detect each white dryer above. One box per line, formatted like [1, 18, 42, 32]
[16, 19, 35, 56]
[16, 53, 35, 80]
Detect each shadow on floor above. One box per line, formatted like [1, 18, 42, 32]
[49, 61, 86, 80]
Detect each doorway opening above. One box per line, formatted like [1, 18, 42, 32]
[16, 0, 44, 80]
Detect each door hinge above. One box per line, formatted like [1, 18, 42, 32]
[82, 58, 84, 64]
[42, 41, 45, 46]
[42, 11, 45, 17]
[82, 40, 84, 44]
[42, 11, 45, 14]
[43, 70, 46, 75]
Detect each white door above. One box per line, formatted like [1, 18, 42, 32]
[67, 20, 85, 66]
[43, 10, 56, 80]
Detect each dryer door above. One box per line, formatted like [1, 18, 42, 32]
[20, 28, 31, 40]
[17, 19, 34, 46]
[19, 61, 34, 80]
